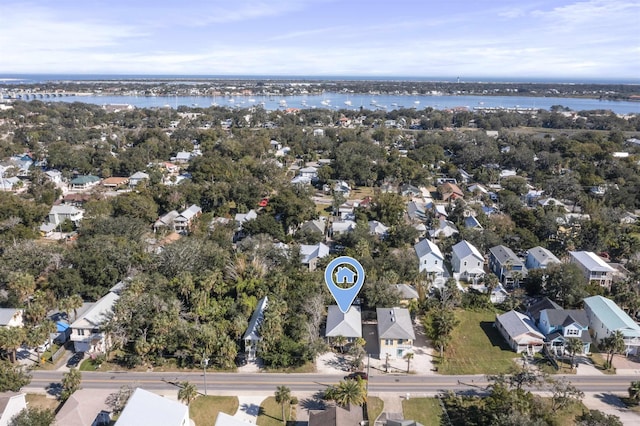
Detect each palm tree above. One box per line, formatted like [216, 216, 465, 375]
[274, 385, 291, 424]
[404, 352, 414, 374]
[67, 295, 84, 322]
[332, 378, 366, 407]
[61, 368, 82, 401]
[333, 335, 347, 354]
[564, 337, 583, 369]
[628, 380, 640, 405]
[603, 330, 626, 369]
[177, 381, 198, 405]
[7, 272, 36, 308]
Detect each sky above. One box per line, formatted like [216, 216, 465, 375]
[0, 0, 638, 79]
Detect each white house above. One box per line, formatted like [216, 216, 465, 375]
[116, 388, 189, 426]
[331, 220, 356, 236]
[368, 220, 389, 238]
[300, 242, 330, 271]
[48, 205, 84, 226]
[494, 310, 545, 354]
[429, 218, 458, 239]
[0, 308, 24, 328]
[243, 296, 268, 361]
[44, 169, 63, 184]
[569, 251, 616, 289]
[70, 292, 119, 354]
[414, 239, 444, 277]
[0, 392, 27, 426]
[525, 246, 561, 270]
[173, 205, 202, 234]
[325, 305, 362, 343]
[583, 296, 640, 356]
[128, 171, 149, 187]
[451, 240, 484, 282]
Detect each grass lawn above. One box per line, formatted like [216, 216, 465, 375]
[25, 394, 60, 412]
[189, 395, 239, 426]
[402, 398, 443, 426]
[588, 352, 616, 374]
[367, 397, 384, 423]
[256, 396, 294, 426]
[350, 186, 375, 199]
[539, 398, 587, 425]
[437, 309, 518, 375]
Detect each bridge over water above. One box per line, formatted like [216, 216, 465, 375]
[0, 90, 93, 100]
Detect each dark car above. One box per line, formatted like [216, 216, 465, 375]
[67, 352, 85, 368]
[344, 371, 368, 381]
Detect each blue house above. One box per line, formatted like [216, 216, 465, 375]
[538, 309, 591, 355]
[488, 245, 527, 287]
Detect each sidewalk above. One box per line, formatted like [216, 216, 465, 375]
[582, 392, 640, 425]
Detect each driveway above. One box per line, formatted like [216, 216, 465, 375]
[582, 393, 640, 425]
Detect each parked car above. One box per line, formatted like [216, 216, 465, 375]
[344, 371, 368, 381]
[67, 352, 85, 368]
[36, 341, 51, 353]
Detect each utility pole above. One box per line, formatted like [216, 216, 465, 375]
[203, 355, 209, 396]
[366, 354, 370, 394]
[385, 353, 389, 373]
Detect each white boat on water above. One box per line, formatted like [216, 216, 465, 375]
[414, 100, 420, 105]
[344, 100, 352, 106]
[321, 99, 331, 106]
[279, 99, 288, 107]
[248, 98, 256, 103]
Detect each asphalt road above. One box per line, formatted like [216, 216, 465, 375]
[27, 370, 637, 395]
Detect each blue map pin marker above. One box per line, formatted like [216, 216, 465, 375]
[324, 256, 365, 314]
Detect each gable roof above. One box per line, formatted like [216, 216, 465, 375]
[394, 284, 419, 300]
[489, 245, 523, 267]
[243, 296, 268, 341]
[583, 296, 640, 338]
[464, 215, 483, 229]
[300, 243, 330, 264]
[309, 404, 363, 426]
[527, 246, 560, 266]
[70, 292, 119, 329]
[377, 308, 415, 340]
[570, 251, 615, 273]
[414, 239, 443, 261]
[542, 309, 589, 328]
[526, 297, 562, 322]
[55, 389, 112, 426]
[496, 310, 544, 340]
[452, 240, 483, 262]
[0, 308, 22, 326]
[115, 388, 188, 426]
[325, 305, 362, 338]
[179, 204, 201, 221]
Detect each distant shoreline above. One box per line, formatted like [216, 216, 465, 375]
[1, 74, 639, 86]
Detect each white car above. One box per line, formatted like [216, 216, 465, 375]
[36, 341, 51, 353]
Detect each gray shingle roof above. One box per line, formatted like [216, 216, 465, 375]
[496, 310, 543, 340]
[527, 246, 560, 266]
[543, 309, 589, 328]
[325, 305, 362, 338]
[377, 308, 415, 340]
[526, 297, 562, 322]
[414, 239, 443, 261]
[489, 245, 523, 267]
